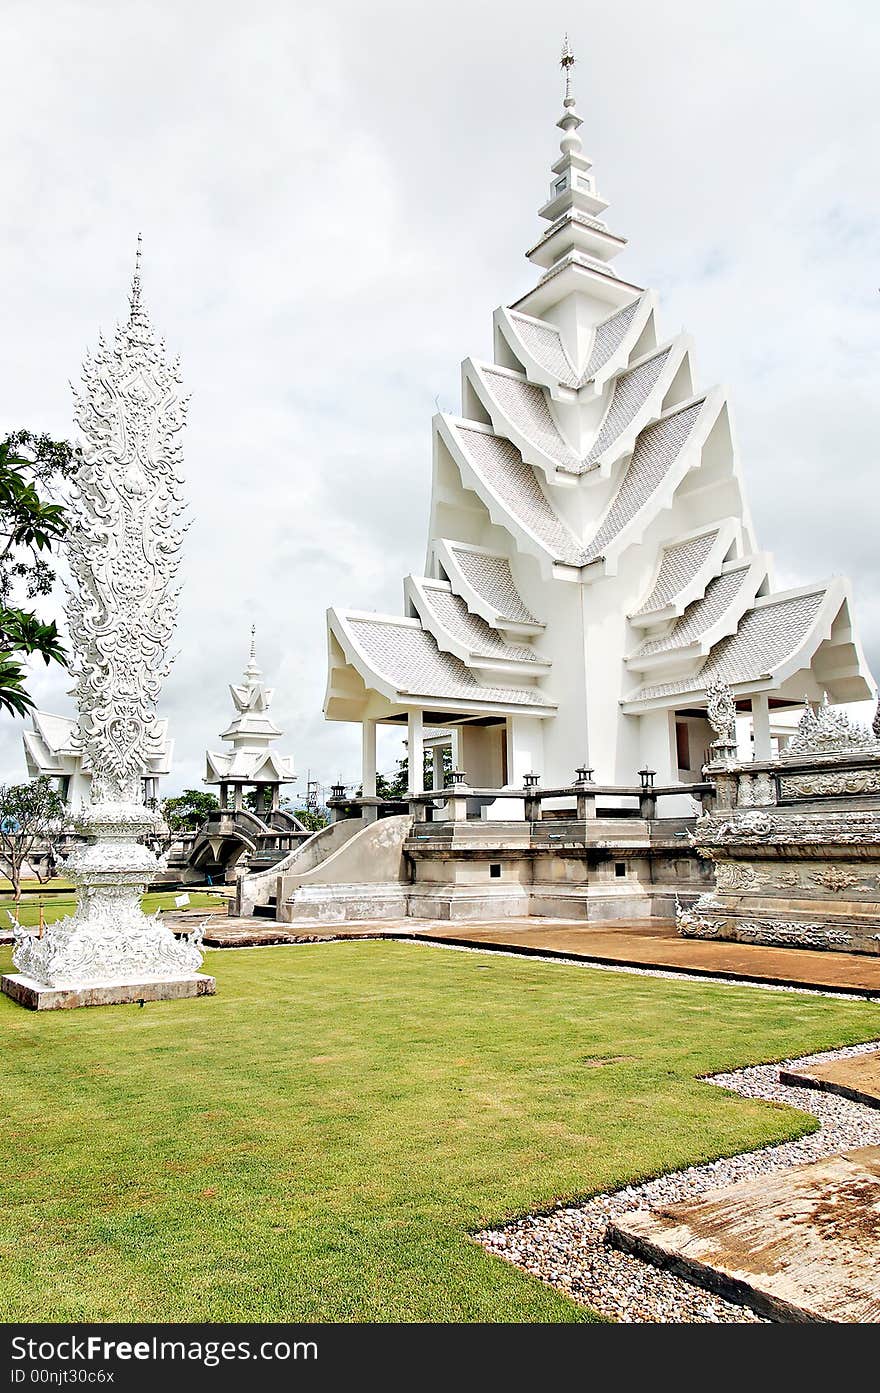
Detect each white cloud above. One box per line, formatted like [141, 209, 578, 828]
[1, 0, 878, 794]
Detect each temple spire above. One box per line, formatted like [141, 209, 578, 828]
[244, 625, 261, 686]
[521, 36, 631, 295]
[129, 233, 143, 318]
[560, 33, 575, 106]
[557, 35, 583, 160]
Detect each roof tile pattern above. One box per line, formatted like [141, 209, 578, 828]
[420, 586, 539, 662]
[636, 566, 752, 656]
[583, 300, 642, 382]
[448, 547, 539, 626]
[585, 347, 671, 465]
[637, 591, 826, 699]
[583, 400, 705, 563]
[634, 530, 719, 616]
[347, 617, 548, 706]
[507, 313, 577, 387]
[481, 367, 580, 470]
[452, 424, 586, 565]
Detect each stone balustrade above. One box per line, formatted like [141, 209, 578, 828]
[327, 770, 714, 826]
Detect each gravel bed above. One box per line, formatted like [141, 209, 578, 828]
[477, 1039, 880, 1323]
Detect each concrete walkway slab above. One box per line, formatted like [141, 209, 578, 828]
[607, 1146, 880, 1323]
[780, 1052, 880, 1110]
[413, 921, 880, 996]
[164, 912, 880, 996]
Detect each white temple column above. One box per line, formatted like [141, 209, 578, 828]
[751, 693, 772, 761]
[2, 240, 213, 1008]
[407, 709, 424, 794]
[432, 746, 444, 791]
[361, 719, 377, 798]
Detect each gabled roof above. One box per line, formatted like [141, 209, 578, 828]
[503, 296, 644, 393]
[443, 419, 587, 567]
[23, 710, 172, 777]
[625, 585, 857, 707]
[584, 345, 672, 468]
[632, 560, 762, 661]
[405, 576, 547, 672]
[206, 747, 296, 784]
[470, 330, 680, 482]
[435, 541, 542, 630]
[631, 527, 724, 619]
[583, 398, 708, 565]
[505, 311, 578, 387]
[329, 609, 554, 712]
[583, 298, 643, 381]
[475, 364, 581, 473]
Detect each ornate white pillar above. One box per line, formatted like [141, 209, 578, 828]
[2, 244, 214, 1010]
[361, 719, 377, 798]
[750, 693, 772, 761]
[407, 710, 424, 794]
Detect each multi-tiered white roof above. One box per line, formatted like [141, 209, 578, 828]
[206, 633, 296, 787]
[324, 44, 872, 789]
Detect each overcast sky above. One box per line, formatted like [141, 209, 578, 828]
[1, 0, 878, 797]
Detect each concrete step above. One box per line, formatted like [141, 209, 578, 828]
[779, 1051, 880, 1110]
[607, 1145, 880, 1322]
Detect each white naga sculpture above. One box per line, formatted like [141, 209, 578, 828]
[2, 242, 214, 1007]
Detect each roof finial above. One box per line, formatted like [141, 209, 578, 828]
[560, 33, 575, 105]
[243, 624, 261, 686]
[129, 232, 143, 318]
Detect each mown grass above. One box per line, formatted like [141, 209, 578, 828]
[1, 940, 878, 1322]
[0, 889, 223, 929]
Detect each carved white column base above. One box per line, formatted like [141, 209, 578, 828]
[4, 800, 213, 1003]
[9, 909, 207, 988]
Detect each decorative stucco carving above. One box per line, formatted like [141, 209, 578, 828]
[779, 770, 880, 800]
[714, 861, 759, 891]
[783, 700, 880, 759]
[706, 678, 737, 742]
[736, 771, 775, 807]
[811, 866, 860, 892]
[12, 247, 204, 989]
[734, 919, 854, 949]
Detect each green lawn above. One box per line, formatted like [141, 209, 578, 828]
[0, 889, 224, 929]
[1, 940, 878, 1322]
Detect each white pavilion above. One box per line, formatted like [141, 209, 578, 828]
[205, 630, 296, 814]
[23, 708, 172, 810]
[324, 43, 872, 800]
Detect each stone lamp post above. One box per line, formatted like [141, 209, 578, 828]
[1, 244, 215, 1010]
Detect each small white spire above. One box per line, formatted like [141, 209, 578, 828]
[557, 35, 583, 159]
[560, 33, 575, 104]
[244, 624, 262, 685]
[129, 232, 143, 318]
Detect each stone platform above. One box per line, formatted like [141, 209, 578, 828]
[780, 1052, 880, 1109]
[607, 1146, 880, 1322]
[1, 972, 216, 1011]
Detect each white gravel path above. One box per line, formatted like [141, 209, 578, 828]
[477, 1039, 880, 1323]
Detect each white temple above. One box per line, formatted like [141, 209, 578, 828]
[205, 630, 296, 813]
[23, 709, 173, 811]
[325, 42, 872, 800]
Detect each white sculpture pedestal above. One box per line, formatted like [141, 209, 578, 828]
[1, 802, 215, 1011]
[1, 972, 214, 1011]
